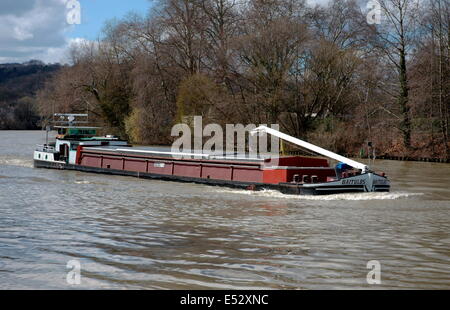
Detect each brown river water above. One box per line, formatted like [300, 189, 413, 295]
[0, 131, 449, 289]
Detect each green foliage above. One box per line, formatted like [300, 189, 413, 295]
[124, 108, 141, 143]
[176, 74, 220, 123]
[98, 83, 132, 138]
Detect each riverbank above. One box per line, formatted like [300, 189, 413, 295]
[376, 155, 450, 163]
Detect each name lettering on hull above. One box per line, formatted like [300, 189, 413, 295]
[342, 179, 366, 185]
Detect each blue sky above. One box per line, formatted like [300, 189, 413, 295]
[68, 0, 153, 40]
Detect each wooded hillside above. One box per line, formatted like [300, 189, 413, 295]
[0, 60, 61, 129]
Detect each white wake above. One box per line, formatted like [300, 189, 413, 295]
[0, 156, 33, 168]
[216, 188, 423, 201]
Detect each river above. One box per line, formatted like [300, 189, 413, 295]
[0, 131, 449, 289]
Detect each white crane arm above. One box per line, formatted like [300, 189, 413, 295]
[251, 126, 369, 173]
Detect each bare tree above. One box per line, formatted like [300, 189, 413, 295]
[374, 0, 422, 149]
[156, 0, 208, 76]
[199, 0, 239, 83]
[235, 0, 308, 124]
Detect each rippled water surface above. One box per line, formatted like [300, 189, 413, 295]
[0, 131, 449, 289]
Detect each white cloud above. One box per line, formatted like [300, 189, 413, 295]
[0, 37, 91, 64]
[0, 0, 71, 63]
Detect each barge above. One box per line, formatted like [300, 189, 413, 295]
[34, 115, 390, 195]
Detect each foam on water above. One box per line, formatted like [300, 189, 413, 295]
[75, 180, 92, 184]
[0, 156, 34, 168]
[215, 188, 423, 201]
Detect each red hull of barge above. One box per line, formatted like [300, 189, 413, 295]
[76, 147, 337, 186]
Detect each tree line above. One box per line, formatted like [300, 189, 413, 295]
[35, 0, 449, 159]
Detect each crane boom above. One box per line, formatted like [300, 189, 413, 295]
[251, 126, 369, 173]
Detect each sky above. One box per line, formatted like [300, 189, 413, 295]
[69, 0, 152, 40]
[0, 0, 152, 64]
[0, 0, 330, 64]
